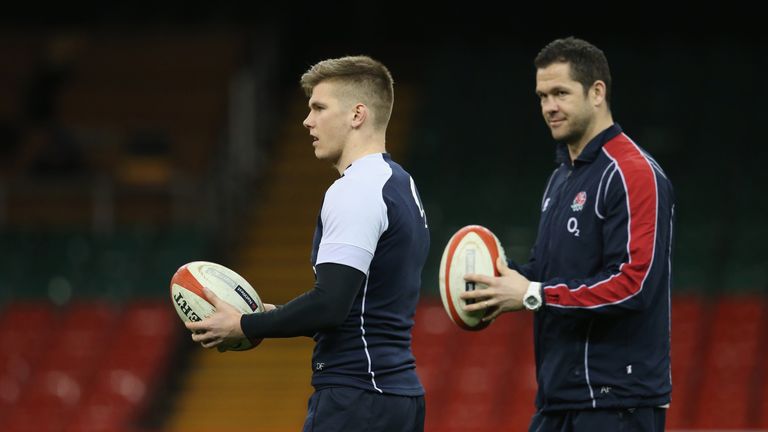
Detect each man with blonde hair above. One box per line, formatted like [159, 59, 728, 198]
[188, 55, 429, 431]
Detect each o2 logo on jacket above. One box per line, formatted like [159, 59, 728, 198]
[570, 191, 587, 212]
[567, 217, 580, 237]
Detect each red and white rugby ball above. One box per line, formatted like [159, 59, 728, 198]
[170, 261, 265, 350]
[439, 225, 506, 331]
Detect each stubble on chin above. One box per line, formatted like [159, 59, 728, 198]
[549, 125, 568, 142]
[551, 120, 587, 145]
[554, 130, 572, 143]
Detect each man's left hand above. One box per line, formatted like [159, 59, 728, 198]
[186, 287, 246, 348]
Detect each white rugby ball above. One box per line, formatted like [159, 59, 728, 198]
[439, 225, 506, 331]
[170, 261, 265, 350]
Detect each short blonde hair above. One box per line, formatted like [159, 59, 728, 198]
[300, 55, 394, 130]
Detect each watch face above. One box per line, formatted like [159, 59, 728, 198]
[525, 296, 540, 309]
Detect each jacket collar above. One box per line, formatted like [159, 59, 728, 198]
[555, 123, 623, 165]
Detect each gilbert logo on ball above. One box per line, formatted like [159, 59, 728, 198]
[170, 261, 265, 350]
[438, 225, 506, 331]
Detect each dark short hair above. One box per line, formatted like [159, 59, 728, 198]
[534, 37, 612, 106]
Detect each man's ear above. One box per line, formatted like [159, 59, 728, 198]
[351, 103, 368, 128]
[591, 80, 607, 107]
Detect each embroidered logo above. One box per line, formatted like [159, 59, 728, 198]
[571, 191, 587, 212]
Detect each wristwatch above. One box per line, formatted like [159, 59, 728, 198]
[523, 282, 543, 311]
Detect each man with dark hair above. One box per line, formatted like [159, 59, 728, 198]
[462, 37, 674, 431]
[187, 55, 429, 431]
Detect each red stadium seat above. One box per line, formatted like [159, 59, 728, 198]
[413, 301, 459, 420]
[691, 296, 764, 429]
[6, 403, 72, 432]
[6, 370, 84, 431]
[0, 302, 57, 377]
[35, 302, 116, 379]
[65, 402, 134, 432]
[2, 299, 179, 431]
[65, 370, 142, 432]
[426, 309, 534, 432]
[496, 313, 537, 431]
[666, 295, 707, 429]
[0, 302, 57, 419]
[100, 301, 176, 382]
[747, 297, 768, 428]
[0, 301, 57, 328]
[62, 300, 177, 432]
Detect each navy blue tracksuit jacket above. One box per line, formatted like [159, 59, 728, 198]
[512, 124, 674, 412]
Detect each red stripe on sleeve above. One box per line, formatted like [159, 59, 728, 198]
[543, 135, 658, 308]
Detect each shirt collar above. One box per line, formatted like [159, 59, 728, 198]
[342, 152, 387, 176]
[555, 123, 623, 165]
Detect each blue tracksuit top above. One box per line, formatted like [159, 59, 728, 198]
[511, 124, 674, 412]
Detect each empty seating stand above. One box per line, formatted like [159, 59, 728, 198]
[4, 295, 765, 431]
[413, 300, 535, 432]
[0, 299, 176, 432]
[414, 295, 768, 431]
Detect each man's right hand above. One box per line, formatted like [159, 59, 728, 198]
[461, 256, 530, 321]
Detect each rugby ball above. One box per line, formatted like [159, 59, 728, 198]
[439, 225, 506, 331]
[170, 261, 265, 350]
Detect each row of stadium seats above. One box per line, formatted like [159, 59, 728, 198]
[162, 295, 768, 432]
[413, 302, 536, 431]
[0, 228, 208, 302]
[679, 296, 767, 428]
[412, 295, 768, 431]
[0, 299, 177, 432]
[1, 294, 762, 431]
